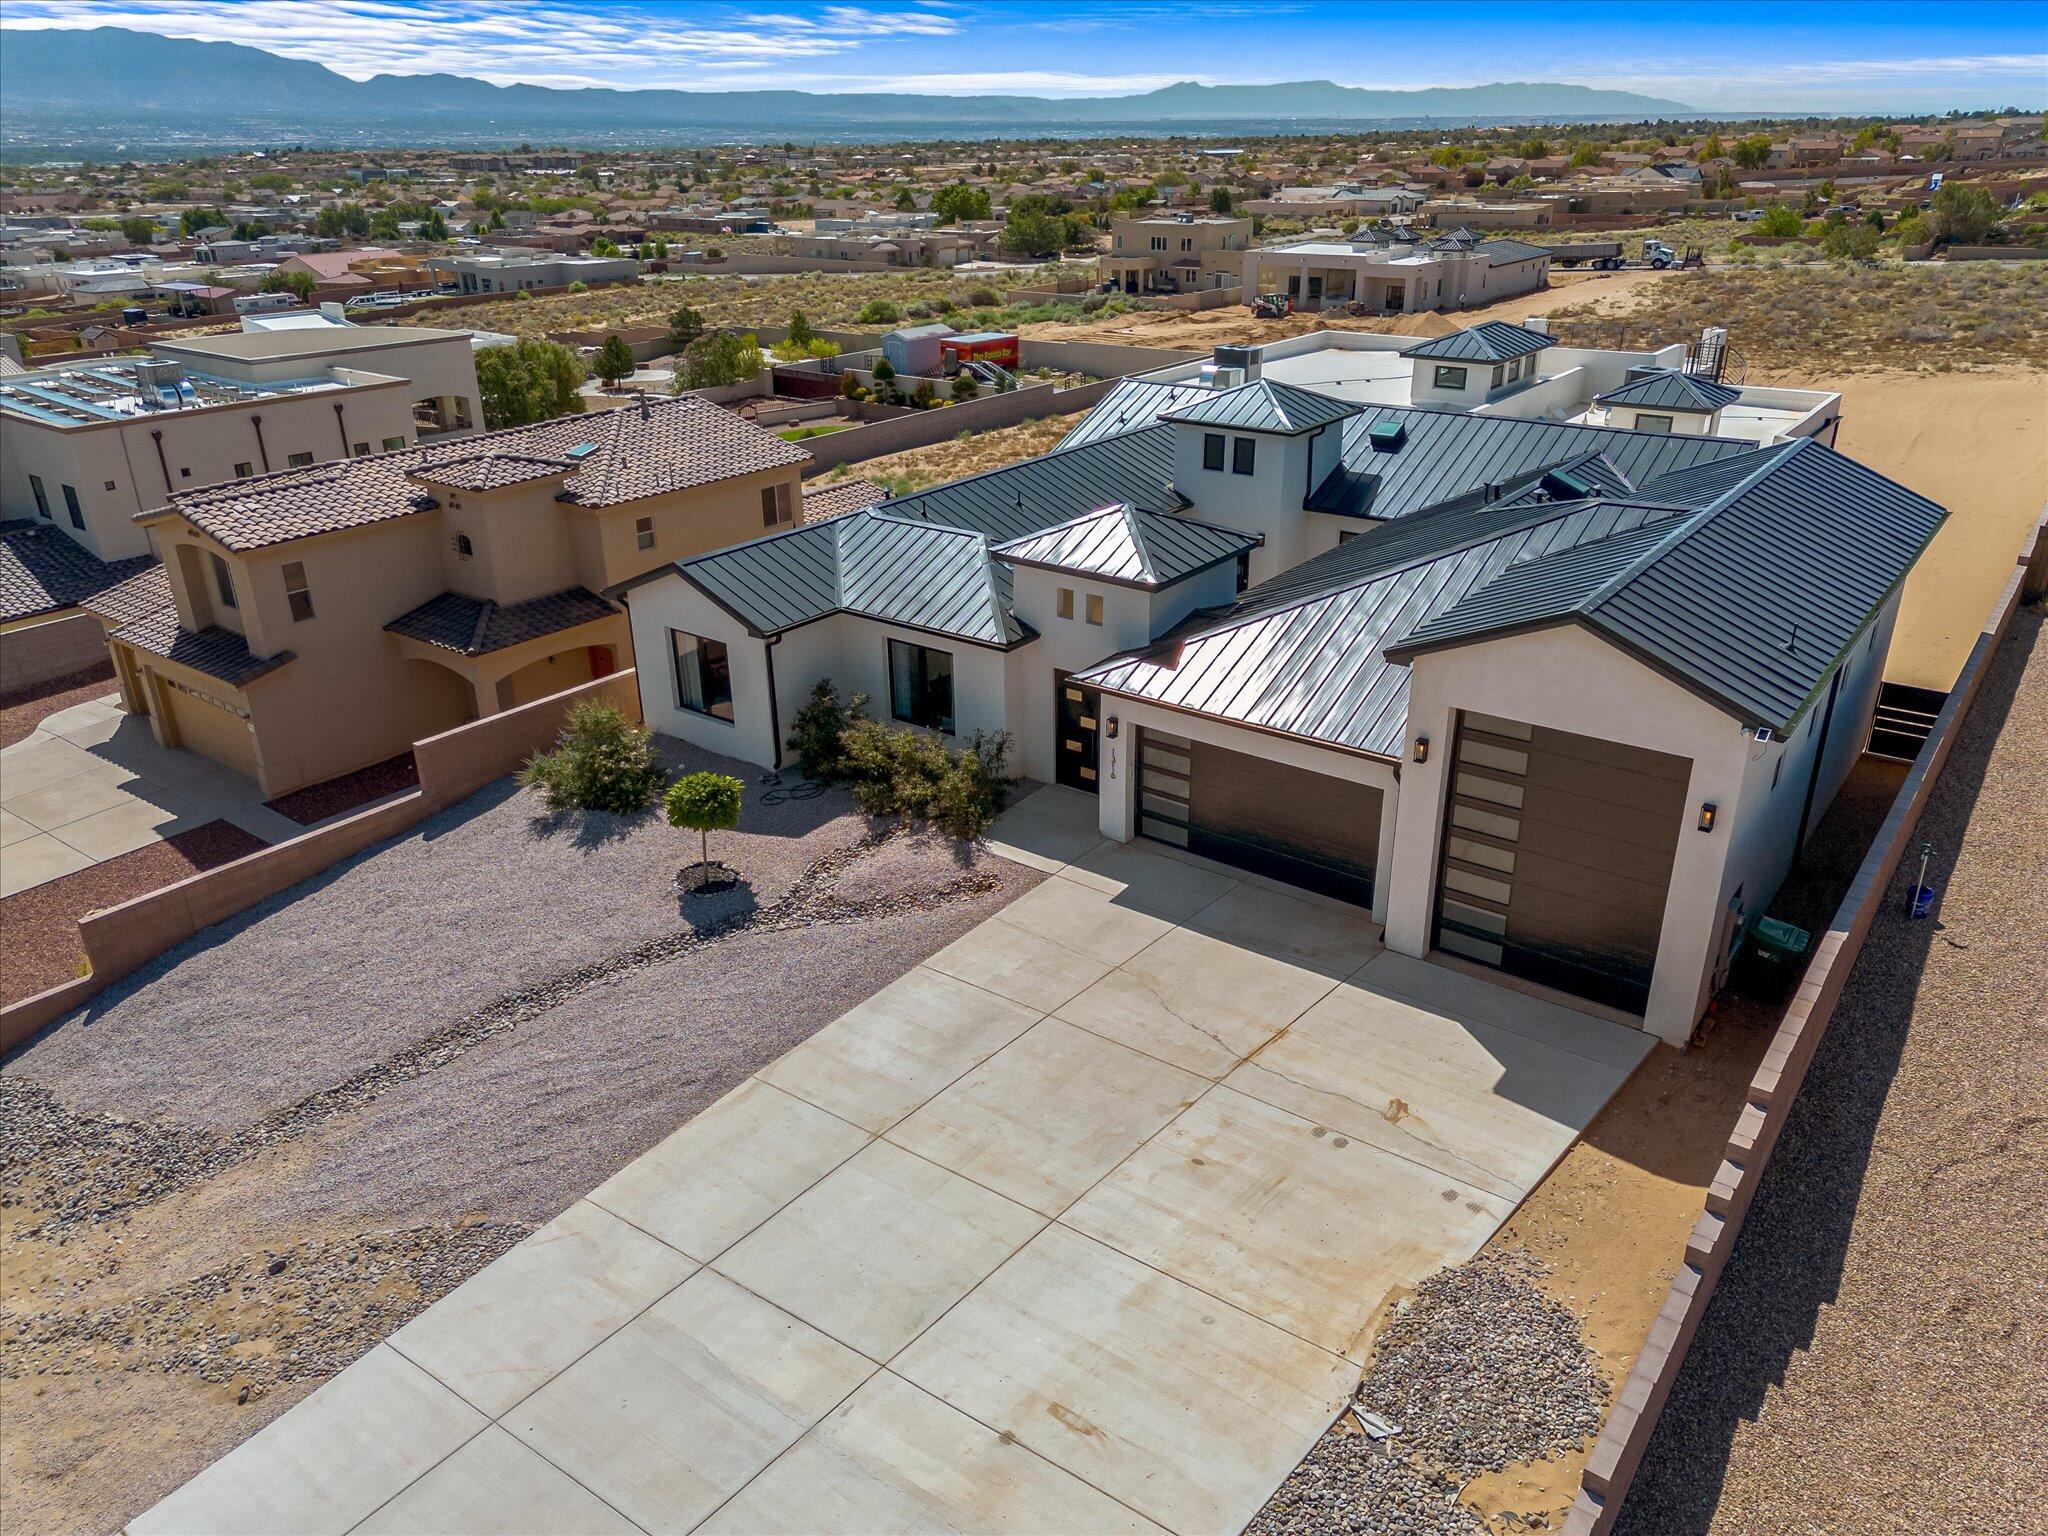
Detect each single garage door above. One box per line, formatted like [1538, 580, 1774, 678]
[162, 675, 260, 781]
[1432, 711, 1688, 1015]
[1137, 726, 1383, 907]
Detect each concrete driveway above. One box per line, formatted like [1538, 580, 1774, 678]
[0, 694, 300, 896]
[132, 786, 1653, 1536]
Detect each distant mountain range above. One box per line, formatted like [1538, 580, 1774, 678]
[0, 27, 1699, 153]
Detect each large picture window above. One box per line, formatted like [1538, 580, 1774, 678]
[889, 639, 954, 734]
[671, 630, 734, 721]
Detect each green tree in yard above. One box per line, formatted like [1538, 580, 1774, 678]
[787, 309, 815, 347]
[476, 338, 585, 428]
[590, 235, 621, 257]
[665, 772, 744, 887]
[675, 332, 763, 391]
[999, 206, 1069, 256]
[666, 306, 705, 349]
[179, 206, 224, 236]
[894, 186, 917, 211]
[1925, 184, 2000, 245]
[1732, 134, 1774, 170]
[1208, 185, 1234, 214]
[930, 183, 991, 224]
[119, 215, 158, 245]
[1566, 142, 1604, 169]
[593, 333, 636, 389]
[259, 267, 317, 302]
[1755, 205, 1804, 238]
[1697, 133, 1725, 161]
[1821, 221, 1881, 262]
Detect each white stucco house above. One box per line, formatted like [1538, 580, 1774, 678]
[612, 322, 1944, 1050]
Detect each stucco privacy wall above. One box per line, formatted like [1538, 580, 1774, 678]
[1563, 508, 2047, 1536]
[0, 671, 641, 1053]
[1096, 699, 1403, 924]
[0, 611, 108, 692]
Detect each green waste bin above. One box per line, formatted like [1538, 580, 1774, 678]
[1739, 916, 1812, 997]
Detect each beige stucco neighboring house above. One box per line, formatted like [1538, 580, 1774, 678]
[1100, 213, 1253, 294]
[100, 395, 809, 796]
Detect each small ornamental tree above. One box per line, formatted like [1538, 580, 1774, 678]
[787, 309, 815, 348]
[666, 305, 705, 349]
[593, 333, 635, 389]
[666, 772, 744, 886]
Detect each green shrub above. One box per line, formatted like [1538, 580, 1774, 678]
[966, 286, 1002, 308]
[857, 298, 900, 324]
[518, 701, 666, 814]
[665, 771, 744, 882]
[837, 719, 1013, 839]
[785, 680, 869, 778]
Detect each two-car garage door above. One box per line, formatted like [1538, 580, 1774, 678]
[1137, 727, 1383, 908]
[1432, 711, 1688, 1016]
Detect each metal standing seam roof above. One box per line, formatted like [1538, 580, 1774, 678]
[876, 425, 1186, 545]
[1306, 405, 1757, 522]
[1387, 437, 1950, 731]
[1078, 495, 1689, 758]
[991, 503, 1258, 588]
[674, 511, 1025, 648]
[1483, 238, 1555, 266]
[1400, 321, 1558, 363]
[1056, 377, 1219, 449]
[1593, 370, 1743, 413]
[1157, 377, 1361, 436]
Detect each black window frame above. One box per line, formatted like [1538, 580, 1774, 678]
[1432, 365, 1469, 390]
[670, 629, 734, 721]
[1231, 436, 1256, 476]
[1633, 413, 1676, 434]
[210, 551, 237, 610]
[888, 638, 955, 735]
[61, 483, 84, 530]
[29, 474, 50, 518]
[1202, 432, 1225, 472]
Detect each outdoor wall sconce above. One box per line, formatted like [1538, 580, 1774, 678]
[1412, 734, 1429, 763]
[1104, 715, 1119, 739]
[1698, 802, 1718, 833]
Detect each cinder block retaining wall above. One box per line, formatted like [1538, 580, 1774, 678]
[0, 671, 641, 1054]
[0, 612, 111, 695]
[1563, 505, 2048, 1535]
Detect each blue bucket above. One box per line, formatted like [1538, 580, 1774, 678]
[1909, 884, 1937, 919]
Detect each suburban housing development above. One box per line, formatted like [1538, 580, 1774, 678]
[615, 321, 1928, 1050]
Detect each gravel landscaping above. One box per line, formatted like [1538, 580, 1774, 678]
[1616, 605, 2047, 1536]
[1251, 1246, 1609, 1536]
[0, 820, 269, 1005]
[263, 751, 419, 825]
[0, 663, 115, 749]
[0, 737, 1042, 1536]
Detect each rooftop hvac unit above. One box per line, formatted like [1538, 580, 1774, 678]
[1200, 364, 1242, 390]
[1214, 343, 1262, 381]
[131, 359, 185, 410]
[1623, 363, 1675, 387]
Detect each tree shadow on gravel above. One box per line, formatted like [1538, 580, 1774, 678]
[1613, 605, 2041, 1535]
[525, 804, 654, 851]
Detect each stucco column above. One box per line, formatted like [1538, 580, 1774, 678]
[1097, 705, 1136, 843]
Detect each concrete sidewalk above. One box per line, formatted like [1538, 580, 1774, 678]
[133, 786, 1652, 1536]
[1, 695, 301, 896]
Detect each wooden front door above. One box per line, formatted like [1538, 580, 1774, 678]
[1054, 672, 1100, 793]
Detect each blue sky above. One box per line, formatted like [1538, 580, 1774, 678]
[2, 0, 2043, 111]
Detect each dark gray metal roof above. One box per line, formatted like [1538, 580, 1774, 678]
[1057, 377, 1216, 449]
[1484, 238, 1554, 266]
[1310, 404, 1754, 522]
[1594, 370, 1743, 413]
[674, 512, 1025, 648]
[1401, 321, 1556, 363]
[1079, 496, 1684, 757]
[992, 503, 1257, 589]
[877, 425, 1185, 544]
[1159, 378, 1360, 436]
[1388, 437, 1949, 730]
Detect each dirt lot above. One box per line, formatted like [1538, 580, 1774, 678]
[812, 409, 1090, 494]
[0, 739, 1040, 1536]
[1618, 605, 2046, 1536]
[1751, 366, 2047, 693]
[0, 664, 116, 750]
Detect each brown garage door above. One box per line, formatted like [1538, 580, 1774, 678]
[163, 676, 260, 780]
[1138, 726, 1382, 907]
[1433, 711, 1688, 1015]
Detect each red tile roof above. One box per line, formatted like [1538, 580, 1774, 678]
[153, 396, 810, 553]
